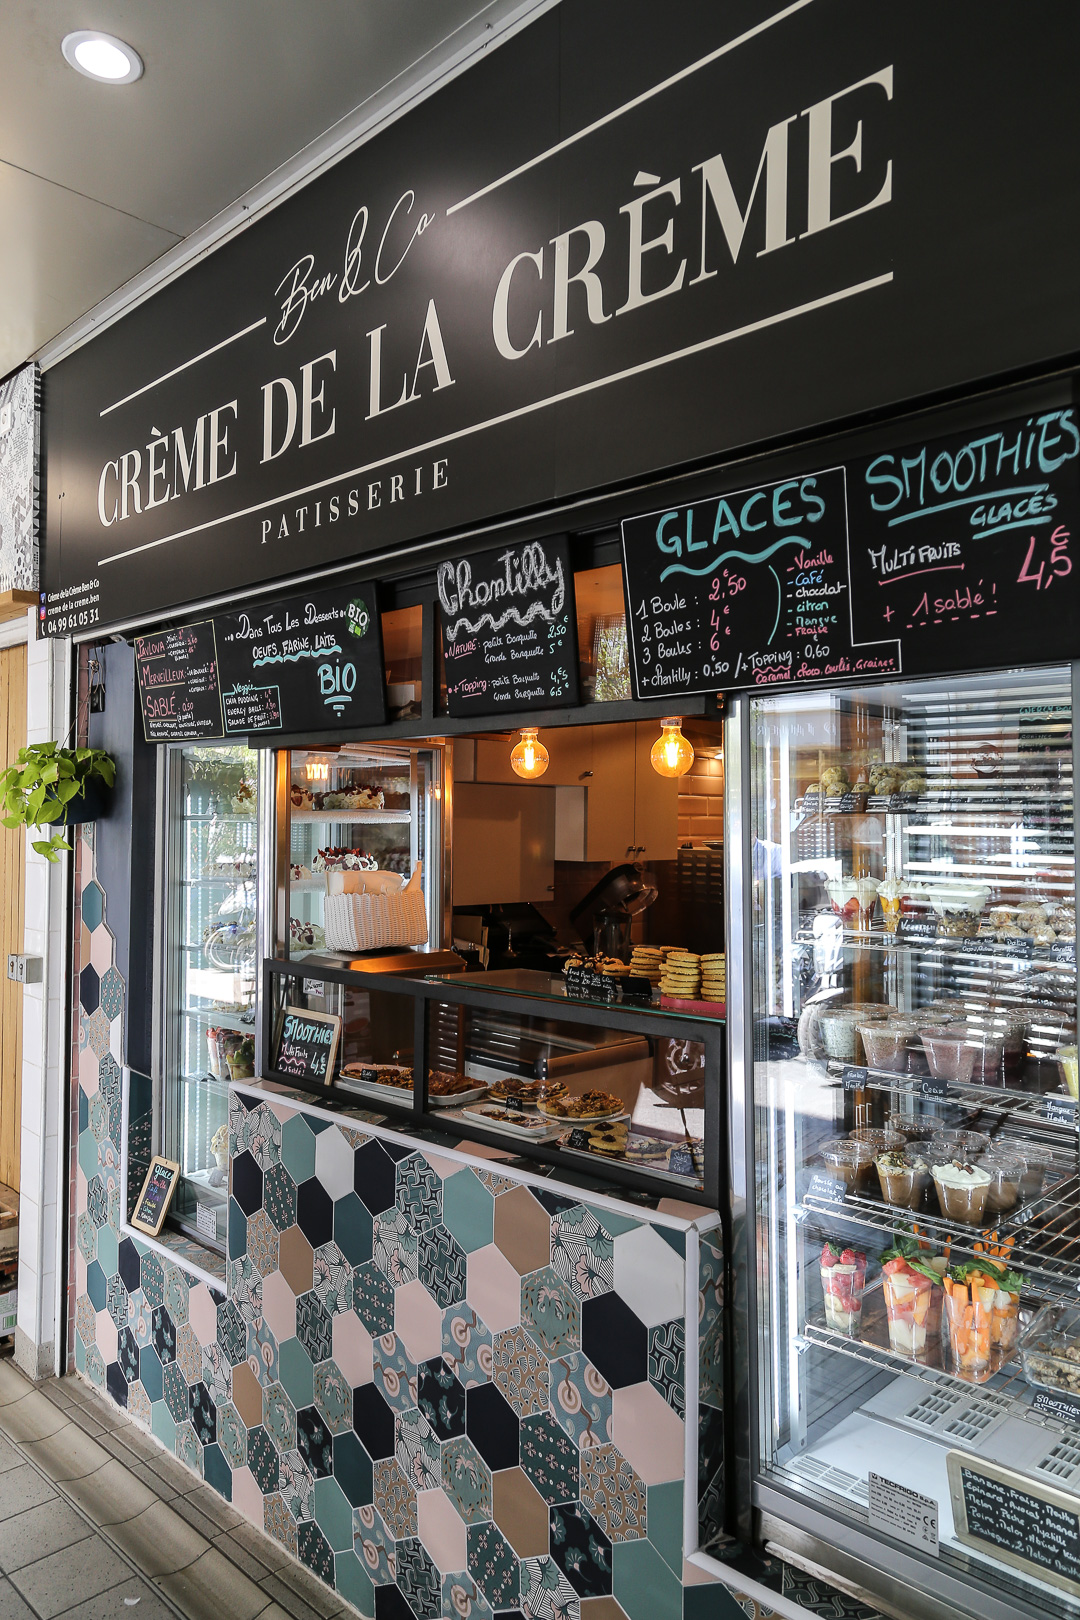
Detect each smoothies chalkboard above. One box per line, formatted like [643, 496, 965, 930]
[272, 1007, 341, 1086]
[134, 622, 223, 741]
[621, 468, 900, 698]
[438, 537, 579, 716]
[948, 1452, 1080, 1598]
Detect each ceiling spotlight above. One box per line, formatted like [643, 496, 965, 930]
[62, 31, 143, 84]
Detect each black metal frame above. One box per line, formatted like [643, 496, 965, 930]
[261, 956, 724, 1207]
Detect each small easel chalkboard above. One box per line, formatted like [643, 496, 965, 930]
[130, 1156, 181, 1236]
[273, 1006, 341, 1086]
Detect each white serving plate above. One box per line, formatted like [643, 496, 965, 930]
[460, 1105, 563, 1140]
[427, 1084, 489, 1109]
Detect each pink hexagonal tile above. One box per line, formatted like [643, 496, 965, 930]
[466, 1243, 521, 1335]
[395, 1278, 443, 1364]
[231, 1464, 264, 1528]
[611, 1381, 684, 1485]
[417, 1486, 468, 1574]
[89, 925, 114, 977]
[262, 1269, 297, 1344]
[332, 1308, 373, 1387]
[267, 1099, 298, 1124]
[188, 1282, 218, 1349]
[97, 1309, 118, 1365]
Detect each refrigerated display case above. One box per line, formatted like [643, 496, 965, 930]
[729, 666, 1080, 1619]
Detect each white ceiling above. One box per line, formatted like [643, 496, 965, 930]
[0, 0, 541, 378]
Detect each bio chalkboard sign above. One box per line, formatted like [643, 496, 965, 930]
[848, 408, 1080, 677]
[273, 1006, 341, 1086]
[438, 537, 579, 716]
[134, 622, 223, 742]
[130, 1155, 181, 1236]
[216, 583, 386, 735]
[948, 1452, 1080, 1598]
[621, 468, 900, 699]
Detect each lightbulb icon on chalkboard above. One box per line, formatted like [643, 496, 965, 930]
[651, 717, 694, 778]
[511, 727, 549, 779]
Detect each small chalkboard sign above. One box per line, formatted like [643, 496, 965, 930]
[1032, 1389, 1080, 1427]
[841, 1066, 868, 1091]
[1044, 1095, 1079, 1128]
[806, 1172, 846, 1205]
[438, 536, 580, 716]
[920, 1074, 949, 1099]
[134, 622, 223, 742]
[948, 1452, 1080, 1598]
[897, 917, 937, 944]
[273, 1006, 341, 1085]
[130, 1155, 181, 1237]
[1051, 940, 1077, 965]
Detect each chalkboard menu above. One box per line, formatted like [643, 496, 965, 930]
[621, 468, 900, 699]
[621, 406, 1080, 697]
[135, 585, 386, 741]
[438, 537, 579, 716]
[134, 622, 223, 741]
[130, 1155, 181, 1236]
[948, 1452, 1080, 1598]
[216, 583, 386, 735]
[272, 1007, 341, 1086]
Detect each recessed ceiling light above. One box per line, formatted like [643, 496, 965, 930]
[61, 30, 143, 84]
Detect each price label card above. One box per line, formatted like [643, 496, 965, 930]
[897, 917, 937, 943]
[869, 1473, 939, 1556]
[841, 1066, 869, 1091]
[1044, 1096, 1079, 1128]
[1051, 940, 1077, 965]
[1032, 1389, 1080, 1427]
[196, 1203, 218, 1241]
[805, 1172, 846, 1205]
[920, 1074, 949, 1098]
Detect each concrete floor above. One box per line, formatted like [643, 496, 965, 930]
[0, 1355, 364, 1620]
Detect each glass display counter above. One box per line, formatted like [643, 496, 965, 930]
[261, 959, 724, 1205]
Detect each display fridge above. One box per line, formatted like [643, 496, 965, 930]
[726, 666, 1080, 1620]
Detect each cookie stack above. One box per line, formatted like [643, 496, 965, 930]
[629, 945, 664, 986]
[701, 953, 726, 1003]
[660, 950, 702, 999]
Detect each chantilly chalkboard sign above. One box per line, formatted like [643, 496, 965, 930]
[948, 1452, 1080, 1599]
[439, 537, 579, 716]
[272, 1007, 341, 1086]
[134, 622, 223, 741]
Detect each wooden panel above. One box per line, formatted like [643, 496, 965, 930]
[0, 645, 26, 1192]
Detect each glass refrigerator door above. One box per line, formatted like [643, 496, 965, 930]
[161, 743, 260, 1248]
[741, 668, 1080, 1619]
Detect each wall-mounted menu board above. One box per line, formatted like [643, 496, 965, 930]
[621, 469, 900, 699]
[216, 582, 386, 735]
[135, 584, 385, 741]
[272, 1007, 341, 1087]
[438, 537, 579, 717]
[622, 406, 1080, 697]
[947, 1451, 1080, 1599]
[134, 621, 223, 741]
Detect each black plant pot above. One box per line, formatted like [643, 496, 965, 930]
[55, 776, 111, 826]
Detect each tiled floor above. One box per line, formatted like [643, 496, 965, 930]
[0, 1355, 366, 1620]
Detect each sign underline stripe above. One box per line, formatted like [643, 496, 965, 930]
[98, 318, 268, 418]
[96, 271, 892, 569]
[445, 0, 817, 216]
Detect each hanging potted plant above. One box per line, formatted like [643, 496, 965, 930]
[0, 742, 116, 861]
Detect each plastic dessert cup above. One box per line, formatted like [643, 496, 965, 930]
[1057, 1045, 1079, 1100]
[928, 1129, 991, 1159]
[882, 1265, 934, 1359]
[1017, 1142, 1056, 1202]
[849, 1127, 906, 1154]
[944, 1285, 993, 1380]
[919, 1026, 1001, 1085]
[820, 1241, 867, 1337]
[983, 1153, 1024, 1214]
[884, 1108, 935, 1142]
[820, 1138, 875, 1192]
[860, 1022, 918, 1073]
[875, 1150, 930, 1210]
[932, 1160, 992, 1226]
[820, 1008, 886, 1064]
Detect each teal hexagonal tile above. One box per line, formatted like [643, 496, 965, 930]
[333, 1192, 373, 1268]
[264, 1381, 297, 1452]
[442, 1169, 495, 1254]
[313, 1358, 352, 1435]
[333, 1430, 373, 1508]
[77, 1128, 100, 1182]
[151, 1400, 177, 1451]
[218, 1401, 247, 1471]
[279, 1336, 315, 1408]
[281, 1114, 317, 1183]
[263, 1163, 297, 1232]
[313, 1475, 354, 1553]
[335, 1550, 375, 1617]
[81, 880, 104, 932]
[612, 1535, 681, 1620]
[76, 1213, 97, 1265]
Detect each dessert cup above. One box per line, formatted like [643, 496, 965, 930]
[883, 1108, 935, 1142]
[820, 1244, 866, 1337]
[932, 1159, 991, 1225]
[860, 1021, 919, 1073]
[820, 1138, 875, 1192]
[928, 1129, 991, 1159]
[849, 1127, 906, 1154]
[875, 1149, 930, 1210]
[920, 1025, 1005, 1085]
[883, 1267, 934, 1359]
[945, 1285, 993, 1380]
[1016, 1141, 1056, 1202]
[820, 1007, 886, 1064]
[983, 1153, 1023, 1214]
[1057, 1045, 1079, 1100]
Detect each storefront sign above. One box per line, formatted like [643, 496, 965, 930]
[948, 1452, 1080, 1599]
[439, 536, 579, 715]
[134, 583, 385, 741]
[41, 3, 1080, 636]
[622, 407, 1080, 695]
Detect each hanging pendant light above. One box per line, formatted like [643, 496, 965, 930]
[510, 727, 549, 779]
[651, 716, 694, 778]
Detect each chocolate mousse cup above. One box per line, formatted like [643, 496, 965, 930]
[931, 1159, 991, 1225]
[875, 1150, 930, 1210]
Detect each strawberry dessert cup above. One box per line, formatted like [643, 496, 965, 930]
[820, 1240, 867, 1337]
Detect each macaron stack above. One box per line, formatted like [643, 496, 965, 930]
[660, 950, 702, 999]
[629, 945, 664, 986]
[701, 953, 726, 1003]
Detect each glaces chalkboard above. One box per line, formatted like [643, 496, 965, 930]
[847, 409, 1080, 674]
[216, 583, 386, 734]
[134, 622, 223, 742]
[130, 1156, 181, 1237]
[273, 1007, 341, 1086]
[438, 537, 579, 716]
[948, 1452, 1080, 1598]
[621, 468, 900, 699]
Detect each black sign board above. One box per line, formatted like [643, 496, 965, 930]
[41, 4, 1080, 638]
[134, 622, 223, 741]
[216, 583, 386, 734]
[805, 1172, 846, 1206]
[919, 1074, 949, 1099]
[1044, 1096, 1079, 1129]
[130, 1156, 181, 1237]
[896, 917, 937, 944]
[1032, 1389, 1080, 1427]
[949, 1454, 1080, 1598]
[841, 1066, 868, 1091]
[439, 537, 579, 716]
[272, 1007, 342, 1086]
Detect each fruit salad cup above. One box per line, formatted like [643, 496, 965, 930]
[882, 1258, 935, 1360]
[820, 1241, 867, 1337]
[944, 1279, 994, 1379]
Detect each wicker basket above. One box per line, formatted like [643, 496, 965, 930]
[323, 862, 428, 951]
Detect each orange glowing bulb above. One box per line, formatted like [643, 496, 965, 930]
[651, 717, 694, 778]
[510, 727, 549, 779]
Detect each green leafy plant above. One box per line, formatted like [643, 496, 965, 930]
[0, 742, 116, 861]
